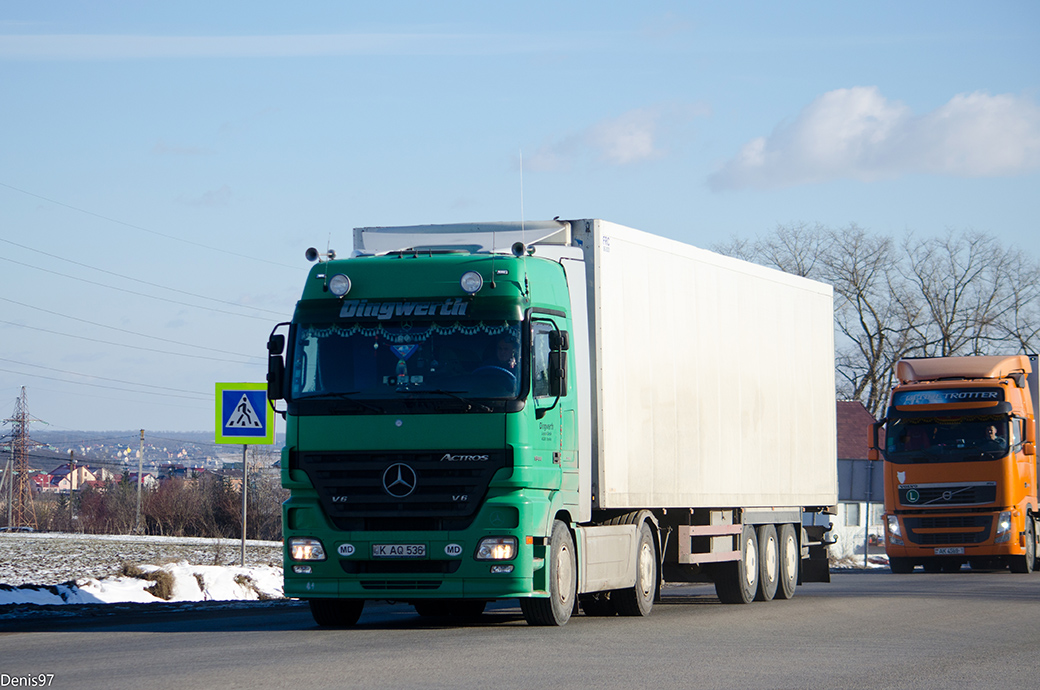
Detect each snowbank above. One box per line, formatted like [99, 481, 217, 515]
[0, 562, 283, 607]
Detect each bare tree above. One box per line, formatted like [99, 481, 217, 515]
[715, 224, 1039, 418]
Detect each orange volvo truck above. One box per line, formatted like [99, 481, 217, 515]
[870, 355, 1040, 573]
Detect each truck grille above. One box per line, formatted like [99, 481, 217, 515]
[294, 448, 511, 531]
[904, 515, 992, 545]
[898, 483, 996, 507]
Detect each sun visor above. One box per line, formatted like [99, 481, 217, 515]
[353, 220, 570, 256]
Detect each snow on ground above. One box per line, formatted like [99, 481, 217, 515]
[0, 532, 284, 608]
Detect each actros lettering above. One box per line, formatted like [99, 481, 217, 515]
[440, 453, 489, 462]
[339, 298, 469, 320]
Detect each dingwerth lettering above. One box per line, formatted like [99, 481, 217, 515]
[339, 298, 469, 320]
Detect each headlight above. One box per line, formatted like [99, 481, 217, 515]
[328, 274, 351, 297]
[289, 537, 327, 561]
[475, 536, 517, 560]
[886, 515, 904, 545]
[460, 271, 483, 294]
[886, 514, 901, 537]
[995, 511, 1013, 543]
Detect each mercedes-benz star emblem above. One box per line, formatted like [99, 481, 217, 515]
[382, 463, 418, 498]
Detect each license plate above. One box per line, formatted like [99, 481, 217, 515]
[372, 544, 426, 558]
[934, 547, 965, 555]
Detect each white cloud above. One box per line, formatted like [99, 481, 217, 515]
[708, 87, 1040, 190]
[526, 104, 707, 172]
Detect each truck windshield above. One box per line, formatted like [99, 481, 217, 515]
[290, 319, 523, 402]
[885, 416, 1010, 463]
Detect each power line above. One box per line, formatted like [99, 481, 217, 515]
[0, 319, 255, 364]
[0, 181, 298, 270]
[0, 253, 280, 321]
[0, 363, 210, 400]
[0, 296, 263, 359]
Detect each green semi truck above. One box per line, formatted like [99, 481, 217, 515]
[268, 219, 837, 626]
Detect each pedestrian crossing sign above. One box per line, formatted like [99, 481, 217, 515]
[215, 382, 275, 444]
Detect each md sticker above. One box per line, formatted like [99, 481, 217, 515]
[338, 544, 356, 557]
[444, 543, 463, 557]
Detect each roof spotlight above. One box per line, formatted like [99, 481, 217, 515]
[460, 271, 483, 294]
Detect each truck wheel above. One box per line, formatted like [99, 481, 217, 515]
[520, 520, 576, 626]
[776, 524, 798, 600]
[614, 521, 657, 616]
[1010, 517, 1036, 574]
[755, 524, 779, 602]
[714, 524, 759, 604]
[308, 598, 364, 627]
[889, 557, 914, 574]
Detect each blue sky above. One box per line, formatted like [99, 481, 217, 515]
[1, 1, 1037, 432]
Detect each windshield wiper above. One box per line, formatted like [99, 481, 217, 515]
[419, 389, 493, 413]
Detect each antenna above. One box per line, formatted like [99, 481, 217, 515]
[519, 148, 529, 296]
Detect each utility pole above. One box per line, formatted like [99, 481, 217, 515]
[4, 387, 39, 530]
[240, 444, 248, 566]
[136, 429, 144, 534]
[69, 450, 76, 521]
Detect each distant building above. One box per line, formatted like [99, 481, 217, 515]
[47, 463, 97, 493]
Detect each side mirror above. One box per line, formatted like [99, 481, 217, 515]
[1025, 442, 1036, 457]
[868, 420, 884, 462]
[1026, 420, 1036, 445]
[267, 330, 287, 401]
[549, 330, 570, 351]
[868, 448, 879, 462]
[549, 351, 567, 397]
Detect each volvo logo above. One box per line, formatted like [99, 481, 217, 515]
[382, 463, 418, 498]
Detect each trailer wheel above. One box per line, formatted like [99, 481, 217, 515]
[520, 520, 576, 626]
[755, 524, 779, 602]
[615, 521, 657, 616]
[714, 524, 759, 604]
[1010, 517, 1035, 574]
[776, 523, 799, 600]
[308, 598, 364, 627]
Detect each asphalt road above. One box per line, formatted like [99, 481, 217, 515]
[2, 569, 1040, 689]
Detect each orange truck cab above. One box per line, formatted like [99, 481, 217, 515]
[870, 355, 1040, 574]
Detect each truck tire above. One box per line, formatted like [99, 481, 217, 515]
[308, 598, 364, 627]
[614, 521, 657, 616]
[1010, 517, 1035, 574]
[755, 524, 779, 602]
[776, 523, 798, 600]
[521, 520, 576, 626]
[889, 557, 914, 574]
[714, 524, 759, 604]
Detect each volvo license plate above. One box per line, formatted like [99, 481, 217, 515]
[934, 547, 964, 555]
[372, 544, 426, 558]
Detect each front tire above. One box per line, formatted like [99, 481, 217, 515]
[889, 556, 914, 574]
[308, 598, 364, 627]
[521, 520, 576, 626]
[1010, 516, 1036, 574]
[614, 521, 657, 616]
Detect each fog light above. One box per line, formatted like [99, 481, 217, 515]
[460, 271, 483, 294]
[289, 537, 327, 561]
[293, 565, 313, 574]
[475, 536, 517, 560]
[490, 564, 514, 574]
[996, 511, 1013, 543]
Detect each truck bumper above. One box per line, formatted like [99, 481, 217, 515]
[283, 490, 554, 601]
[884, 510, 1027, 559]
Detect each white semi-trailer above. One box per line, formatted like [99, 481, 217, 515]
[272, 218, 838, 626]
